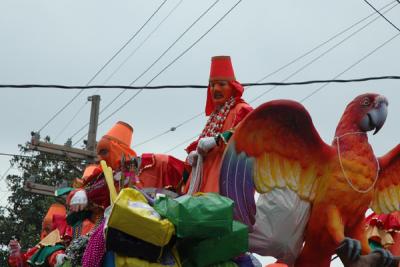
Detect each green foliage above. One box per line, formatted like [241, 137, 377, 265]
[0, 143, 84, 265]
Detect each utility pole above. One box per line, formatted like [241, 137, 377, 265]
[86, 95, 100, 154]
[26, 95, 101, 196]
[29, 95, 101, 162]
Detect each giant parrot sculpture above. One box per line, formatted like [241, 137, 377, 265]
[220, 93, 400, 267]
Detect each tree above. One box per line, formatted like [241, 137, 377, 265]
[0, 143, 84, 265]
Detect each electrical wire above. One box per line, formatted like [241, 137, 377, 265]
[133, 112, 203, 148]
[37, 91, 85, 133]
[67, 1, 185, 144]
[72, 0, 243, 146]
[0, 151, 85, 163]
[163, 133, 200, 153]
[0, 165, 13, 183]
[363, 0, 400, 32]
[2, 76, 400, 90]
[134, 1, 400, 150]
[70, 0, 222, 144]
[38, 0, 168, 135]
[249, 0, 399, 104]
[53, 100, 88, 142]
[300, 32, 400, 103]
[98, 0, 220, 121]
[161, 1, 400, 153]
[102, 0, 185, 85]
[98, 0, 242, 125]
[252, 0, 398, 84]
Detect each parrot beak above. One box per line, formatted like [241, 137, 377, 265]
[360, 95, 388, 135]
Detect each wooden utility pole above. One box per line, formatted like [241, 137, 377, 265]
[26, 95, 101, 195]
[86, 95, 100, 154]
[29, 95, 101, 162]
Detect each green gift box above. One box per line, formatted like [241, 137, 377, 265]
[154, 193, 234, 239]
[177, 221, 248, 267]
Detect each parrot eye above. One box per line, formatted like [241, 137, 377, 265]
[361, 97, 371, 107]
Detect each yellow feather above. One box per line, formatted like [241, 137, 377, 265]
[386, 187, 398, 211]
[262, 153, 276, 188]
[254, 153, 273, 192]
[371, 195, 382, 214]
[378, 191, 391, 214]
[272, 155, 286, 187]
[289, 161, 302, 192]
[283, 160, 295, 188]
[298, 166, 316, 199]
[254, 158, 269, 192]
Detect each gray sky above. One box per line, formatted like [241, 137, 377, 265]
[0, 0, 399, 265]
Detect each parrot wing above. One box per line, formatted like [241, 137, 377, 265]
[220, 99, 334, 227]
[371, 144, 400, 214]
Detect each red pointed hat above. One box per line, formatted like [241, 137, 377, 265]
[205, 56, 244, 115]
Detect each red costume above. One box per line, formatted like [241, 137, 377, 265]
[8, 204, 68, 267]
[184, 56, 253, 193]
[136, 153, 185, 190]
[366, 211, 400, 255]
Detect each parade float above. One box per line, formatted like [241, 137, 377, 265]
[6, 58, 400, 267]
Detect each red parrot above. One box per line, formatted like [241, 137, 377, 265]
[219, 93, 400, 266]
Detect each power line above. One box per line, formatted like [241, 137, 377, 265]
[37, 91, 85, 133]
[72, 0, 243, 146]
[36, 0, 400, 135]
[363, 0, 400, 32]
[159, 1, 400, 153]
[133, 112, 204, 148]
[98, 0, 220, 122]
[0, 165, 13, 183]
[102, 0, 185, 85]
[2, 76, 400, 90]
[68, 1, 185, 144]
[98, 0, 242, 125]
[251, 0, 398, 84]
[164, 30, 400, 153]
[0, 151, 85, 163]
[128, 1, 400, 149]
[300, 32, 400, 103]
[146, 0, 243, 86]
[163, 134, 200, 153]
[70, 0, 222, 144]
[38, 0, 168, 135]
[249, 0, 399, 104]
[53, 100, 88, 142]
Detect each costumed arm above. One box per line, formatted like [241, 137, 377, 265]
[371, 144, 400, 214]
[185, 103, 253, 155]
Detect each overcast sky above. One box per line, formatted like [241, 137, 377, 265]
[1, 0, 399, 265]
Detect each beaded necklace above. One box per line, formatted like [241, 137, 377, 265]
[200, 97, 235, 138]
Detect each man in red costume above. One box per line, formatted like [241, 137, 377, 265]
[184, 55, 253, 193]
[68, 121, 137, 211]
[69, 121, 184, 209]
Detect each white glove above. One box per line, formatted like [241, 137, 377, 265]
[69, 190, 88, 212]
[197, 137, 217, 155]
[55, 253, 67, 267]
[187, 151, 199, 166]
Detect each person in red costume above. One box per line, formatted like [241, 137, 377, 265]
[69, 121, 184, 211]
[68, 121, 137, 211]
[366, 211, 400, 255]
[184, 55, 253, 194]
[7, 204, 69, 267]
